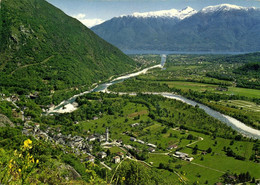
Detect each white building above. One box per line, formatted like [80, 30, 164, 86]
[113, 156, 120, 164]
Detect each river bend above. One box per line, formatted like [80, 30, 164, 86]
[46, 56, 260, 139]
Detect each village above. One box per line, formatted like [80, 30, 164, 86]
[21, 119, 197, 172]
[1, 92, 195, 171]
[1, 91, 259, 184]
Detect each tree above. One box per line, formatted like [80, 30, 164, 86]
[112, 160, 162, 184]
[206, 147, 212, 153]
[162, 127, 167, 134]
[106, 149, 111, 156]
[187, 134, 195, 140]
[159, 163, 166, 169]
[192, 145, 198, 155]
[251, 177, 255, 183]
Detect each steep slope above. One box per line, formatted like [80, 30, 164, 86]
[0, 0, 136, 96]
[92, 4, 260, 52]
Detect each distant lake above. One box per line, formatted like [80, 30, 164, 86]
[122, 49, 251, 55]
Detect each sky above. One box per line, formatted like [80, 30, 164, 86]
[46, 0, 260, 28]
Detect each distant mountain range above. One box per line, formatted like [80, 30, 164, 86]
[0, 0, 135, 97]
[92, 4, 260, 52]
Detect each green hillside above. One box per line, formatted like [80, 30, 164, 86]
[0, 0, 136, 102]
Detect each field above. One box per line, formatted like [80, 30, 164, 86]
[77, 93, 260, 184]
[218, 100, 260, 112]
[165, 81, 260, 99]
[109, 54, 260, 130]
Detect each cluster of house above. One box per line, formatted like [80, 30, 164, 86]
[22, 124, 126, 165]
[3, 93, 39, 103]
[2, 94, 40, 121]
[5, 95, 20, 102]
[174, 151, 194, 161]
[88, 127, 109, 142]
[22, 123, 111, 156]
[86, 151, 124, 164]
[130, 137, 157, 152]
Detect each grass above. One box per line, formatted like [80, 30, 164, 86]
[178, 161, 223, 184]
[164, 81, 260, 99]
[227, 87, 260, 99]
[109, 146, 126, 154]
[147, 154, 171, 168]
[128, 110, 148, 118]
[155, 169, 181, 185]
[78, 96, 260, 184]
[167, 81, 218, 92]
[218, 100, 260, 112]
[194, 154, 260, 178]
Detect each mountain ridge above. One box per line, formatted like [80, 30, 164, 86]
[200, 4, 258, 13]
[92, 4, 260, 52]
[121, 6, 197, 20]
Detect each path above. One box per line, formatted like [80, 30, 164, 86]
[174, 171, 187, 184]
[100, 162, 112, 171]
[134, 158, 153, 167]
[11, 55, 54, 75]
[110, 158, 127, 184]
[191, 162, 225, 174]
[186, 137, 204, 147]
[149, 152, 169, 155]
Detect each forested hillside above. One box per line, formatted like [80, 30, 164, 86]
[0, 0, 136, 103]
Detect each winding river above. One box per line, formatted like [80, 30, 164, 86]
[46, 55, 260, 139]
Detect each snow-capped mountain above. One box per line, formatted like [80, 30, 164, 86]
[92, 4, 260, 52]
[201, 4, 257, 13]
[126, 7, 197, 20]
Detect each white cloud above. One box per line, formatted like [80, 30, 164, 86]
[74, 13, 86, 19]
[72, 13, 105, 28]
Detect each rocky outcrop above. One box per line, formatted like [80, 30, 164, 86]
[0, 114, 15, 127]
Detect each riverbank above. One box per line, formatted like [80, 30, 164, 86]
[45, 63, 163, 115]
[104, 91, 260, 139]
[45, 55, 259, 139]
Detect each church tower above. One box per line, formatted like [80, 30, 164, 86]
[106, 127, 109, 142]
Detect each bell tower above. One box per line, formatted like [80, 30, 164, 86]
[106, 127, 109, 142]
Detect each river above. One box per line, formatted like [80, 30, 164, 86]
[122, 50, 249, 55]
[46, 55, 260, 139]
